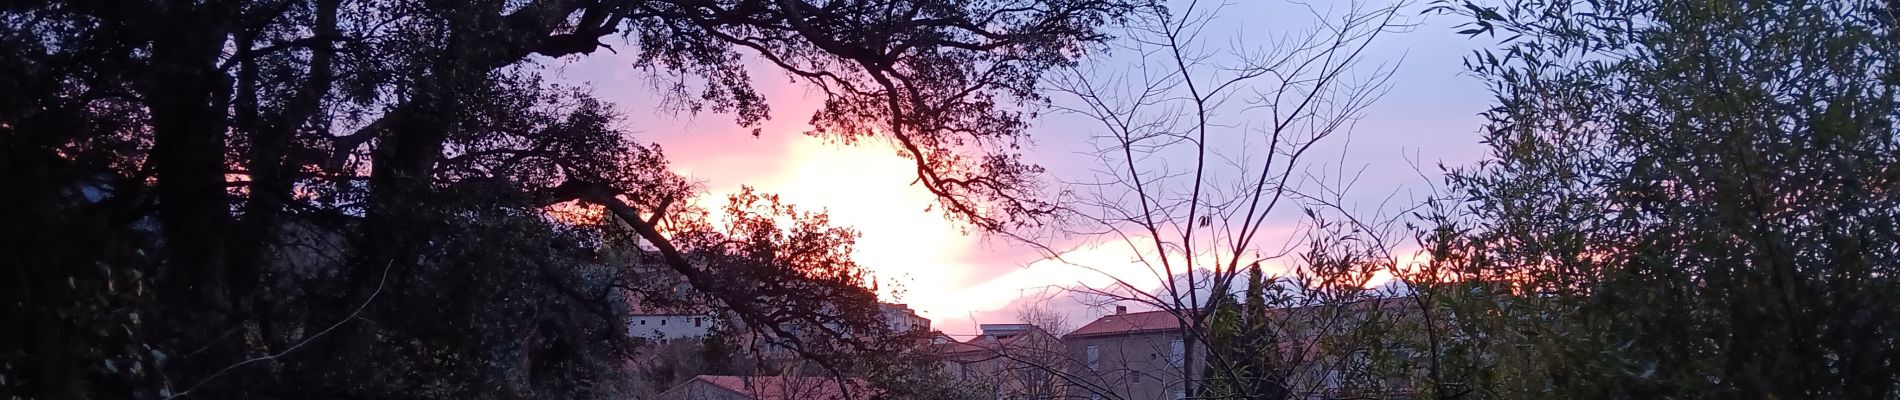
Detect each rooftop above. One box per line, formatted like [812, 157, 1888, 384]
[1062, 298, 1425, 340]
[1064, 309, 1184, 338]
[931, 325, 1059, 356]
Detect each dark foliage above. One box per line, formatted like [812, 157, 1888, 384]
[1421, 0, 1900, 398]
[0, 0, 1127, 398]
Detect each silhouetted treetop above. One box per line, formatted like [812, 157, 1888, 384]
[0, 0, 1132, 398]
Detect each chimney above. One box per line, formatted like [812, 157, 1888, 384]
[1114, 305, 1127, 315]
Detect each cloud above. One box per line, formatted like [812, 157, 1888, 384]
[934, 287, 1106, 338]
[536, 6, 1491, 338]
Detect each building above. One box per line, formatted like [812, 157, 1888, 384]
[628, 313, 720, 340]
[748, 303, 933, 363]
[1063, 306, 1200, 400]
[933, 324, 1067, 399]
[1059, 299, 1430, 400]
[1269, 297, 1427, 400]
[927, 331, 958, 344]
[879, 303, 931, 333]
[657, 375, 877, 400]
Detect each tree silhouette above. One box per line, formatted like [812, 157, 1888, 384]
[1419, 0, 1900, 397]
[0, 0, 1130, 398]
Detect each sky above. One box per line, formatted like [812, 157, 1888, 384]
[543, 1, 1494, 337]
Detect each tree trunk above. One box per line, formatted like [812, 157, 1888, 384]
[145, 0, 239, 395]
[149, 1, 235, 314]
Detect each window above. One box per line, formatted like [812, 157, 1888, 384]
[660, 319, 666, 326]
[1169, 339, 1184, 367]
[694, 317, 703, 327]
[639, 320, 647, 326]
[1086, 345, 1100, 371]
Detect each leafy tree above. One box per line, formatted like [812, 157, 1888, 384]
[0, 0, 1130, 398]
[1420, 0, 1900, 398]
[1201, 264, 1296, 399]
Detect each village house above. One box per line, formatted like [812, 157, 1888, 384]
[1062, 306, 1201, 400]
[1061, 298, 1427, 400]
[628, 313, 719, 340]
[933, 324, 1067, 399]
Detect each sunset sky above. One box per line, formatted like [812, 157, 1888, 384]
[549, 2, 1494, 337]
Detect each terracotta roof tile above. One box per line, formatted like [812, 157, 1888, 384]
[1060, 298, 1424, 339]
[1064, 310, 1183, 338]
[930, 341, 990, 355]
[931, 326, 1058, 356]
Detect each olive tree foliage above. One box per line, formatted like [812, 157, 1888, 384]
[1014, 1, 1427, 398]
[1415, 0, 1900, 398]
[0, 0, 1130, 398]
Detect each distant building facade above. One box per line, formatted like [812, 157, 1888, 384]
[1063, 306, 1201, 400]
[1272, 297, 1427, 400]
[933, 324, 1067, 399]
[879, 303, 931, 333]
[1060, 299, 1429, 400]
[629, 313, 720, 340]
[749, 302, 932, 363]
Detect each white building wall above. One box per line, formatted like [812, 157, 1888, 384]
[629, 314, 716, 340]
[879, 303, 931, 332]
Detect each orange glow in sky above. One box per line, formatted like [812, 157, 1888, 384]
[678, 137, 1001, 329]
[552, 0, 1491, 335]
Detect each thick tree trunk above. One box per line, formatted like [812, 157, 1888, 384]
[149, 2, 235, 314]
[229, 0, 339, 349]
[145, 0, 239, 395]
